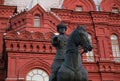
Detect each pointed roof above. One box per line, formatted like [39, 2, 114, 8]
[93, 0, 102, 5]
[26, 0, 39, 10]
[26, 0, 64, 11]
[4, 0, 64, 11]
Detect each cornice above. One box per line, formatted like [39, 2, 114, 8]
[0, 5, 17, 18]
[0, 5, 17, 10]
[4, 30, 54, 41]
[4, 30, 55, 54]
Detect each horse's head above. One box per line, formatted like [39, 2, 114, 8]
[74, 25, 93, 53]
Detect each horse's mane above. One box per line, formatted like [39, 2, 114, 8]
[68, 25, 86, 41]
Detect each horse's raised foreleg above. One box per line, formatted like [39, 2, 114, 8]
[57, 65, 74, 81]
[81, 67, 88, 81]
[49, 71, 57, 81]
[72, 67, 88, 81]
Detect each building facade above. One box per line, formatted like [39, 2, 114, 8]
[0, 0, 120, 81]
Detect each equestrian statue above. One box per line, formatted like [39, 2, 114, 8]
[49, 24, 93, 81]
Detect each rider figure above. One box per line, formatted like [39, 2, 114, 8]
[49, 23, 68, 81]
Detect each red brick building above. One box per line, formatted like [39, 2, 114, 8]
[0, 0, 120, 81]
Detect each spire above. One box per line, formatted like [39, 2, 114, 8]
[93, 0, 102, 11]
[26, 0, 39, 10]
[58, 0, 64, 8]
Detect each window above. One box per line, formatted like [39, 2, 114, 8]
[111, 35, 120, 62]
[26, 69, 49, 81]
[112, 8, 119, 13]
[34, 16, 40, 27]
[86, 34, 94, 62]
[75, 6, 83, 11]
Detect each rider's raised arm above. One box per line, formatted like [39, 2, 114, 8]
[51, 35, 60, 47]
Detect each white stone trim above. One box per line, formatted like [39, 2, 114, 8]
[6, 78, 24, 80]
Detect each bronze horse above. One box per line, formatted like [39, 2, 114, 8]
[56, 25, 93, 81]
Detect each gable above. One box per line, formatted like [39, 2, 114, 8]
[28, 4, 46, 15]
[63, 0, 96, 11]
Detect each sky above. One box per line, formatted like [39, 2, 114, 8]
[4, 0, 102, 11]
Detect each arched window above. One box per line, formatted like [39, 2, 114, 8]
[75, 6, 83, 11]
[86, 34, 94, 62]
[111, 35, 120, 62]
[26, 69, 49, 81]
[112, 7, 119, 13]
[34, 16, 40, 27]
